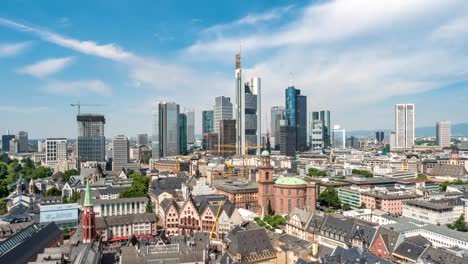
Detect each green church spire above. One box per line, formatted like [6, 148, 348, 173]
[83, 180, 93, 207]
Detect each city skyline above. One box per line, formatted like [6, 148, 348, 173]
[1, 0, 468, 139]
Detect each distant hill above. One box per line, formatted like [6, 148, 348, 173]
[348, 123, 468, 137]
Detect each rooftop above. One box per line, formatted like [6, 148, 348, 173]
[274, 176, 308, 186]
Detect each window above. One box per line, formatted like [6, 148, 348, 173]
[280, 199, 283, 211]
[288, 199, 291, 212]
[265, 172, 270, 180]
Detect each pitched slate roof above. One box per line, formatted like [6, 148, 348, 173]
[429, 164, 468, 177]
[288, 208, 313, 227]
[392, 240, 427, 261]
[325, 246, 392, 264]
[225, 222, 275, 258]
[421, 247, 468, 264]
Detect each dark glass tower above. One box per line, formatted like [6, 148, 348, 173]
[77, 114, 105, 162]
[179, 113, 188, 155]
[285, 86, 307, 151]
[320, 111, 331, 148]
[202, 110, 214, 134]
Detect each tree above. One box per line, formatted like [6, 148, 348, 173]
[146, 200, 153, 213]
[307, 168, 328, 177]
[120, 173, 149, 198]
[13, 163, 22, 173]
[319, 187, 341, 209]
[30, 166, 53, 179]
[342, 203, 351, 210]
[45, 187, 61, 196]
[23, 158, 34, 169]
[0, 153, 11, 164]
[0, 200, 7, 215]
[359, 203, 367, 209]
[0, 164, 8, 179]
[63, 169, 79, 182]
[352, 169, 373, 178]
[447, 214, 468, 232]
[0, 181, 9, 198]
[68, 191, 81, 203]
[385, 144, 390, 153]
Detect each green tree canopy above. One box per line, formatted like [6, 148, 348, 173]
[447, 214, 468, 232]
[307, 168, 328, 177]
[319, 187, 341, 209]
[352, 169, 373, 178]
[120, 173, 149, 198]
[45, 187, 61, 197]
[63, 169, 79, 182]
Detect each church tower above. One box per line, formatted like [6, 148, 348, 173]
[257, 150, 275, 214]
[82, 181, 96, 244]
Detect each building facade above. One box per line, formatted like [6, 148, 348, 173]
[152, 102, 180, 158]
[16, 131, 28, 153]
[332, 125, 346, 149]
[285, 86, 307, 151]
[213, 96, 233, 135]
[202, 110, 214, 134]
[136, 134, 148, 146]
[77, 114, 106, 162]
[436, 120, 451, 148]
[271, 106, 286, 149]
[112, 135, 130, 171]
[45, 138, 68, 169]
[395, 104, 415, 148]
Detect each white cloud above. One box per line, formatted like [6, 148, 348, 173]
[44, 80, 112, 96]
[0, 18, 132, 61]
[0, 42, 31, 57]
[18, 57, 74, 78]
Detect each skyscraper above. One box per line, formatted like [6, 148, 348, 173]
[318, 111, 331, 148]
[77, 114, 105, 162]
[112, 135, 130, 171]
[220, 119, 236, 157]
[271, 106, 286, 150]
[213, 96, 233, 135]
[436, 120, 451, 148]
[234, 53, 261, 155]
[152, 102, 180, 158]
[45, 138, 67, 168]
[280, 122, 296, 157]
[202, 110, 214, 134]
[179, 113, 188, 155]
[285, 85, 307, 151]
[16, 131, 28, 153]
[185, 108, 195, 144]
[332, 125, 346, 149]
[310, 120, 323, 152]
[136, 134, 148, 146]
[395, 104, 415, 148]
[1, 135, 15, 152]
[375, 131, 385, 144]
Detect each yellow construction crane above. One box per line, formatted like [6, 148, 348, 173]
[70, 102, 104, 115]
[215, 143, 263, 179]
[209, 201, 224, 241]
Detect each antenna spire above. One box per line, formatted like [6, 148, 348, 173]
[289, 72, 293, 87]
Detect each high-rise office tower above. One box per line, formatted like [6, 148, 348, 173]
[213, 96, 233, 135]
[2, 135, 14, 152]
[436, 120, 451, 148]
[390, 131, 396, 149]
[332, 125, 346, 149]
[375, 131, 384, 144]
[9, 138, 19, 155]
[136, 134, 148, 146]
[16, 131, 28, 153]
[152, 102, 180, 158]
[77, 114, 105, 162]
[311, 120, 323, 152]
[202, 110, 214, 134]
[395, 104, 415, 148]
[220, 120, 236, 157]
[280, 121, 297, 157]
[185, 108, 195, 144]
[179, 113, 188, 155]
[285, 84, 307, 151]
[112, 135, 130, 170]
[315, 111, 331, 148]
[271, 106, 286, 150]
[234, 53, 261, 155]
[45, 138, 67, 168]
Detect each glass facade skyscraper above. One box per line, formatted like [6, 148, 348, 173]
[285, 86, 307, 151]
[179, 113, 188, 155]
[77, 114, 106, 162]
[152, 102, 181, 158]
[1, 135, 15, 152]
[319, 111, 331, 148]
[202, 110, 214, 134]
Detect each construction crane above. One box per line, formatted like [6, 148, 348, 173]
[215, 143, 263, 179]
[70, 102, 104, 115]
[209, 200, 224, 241]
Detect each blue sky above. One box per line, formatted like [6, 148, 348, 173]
[0, 0, 467, 139]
